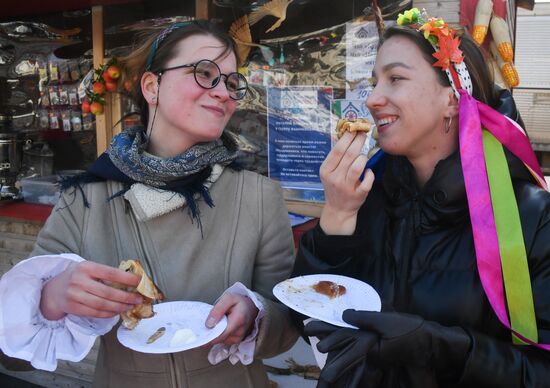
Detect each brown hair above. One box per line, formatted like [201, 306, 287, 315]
[380, 25, 498, 106]
[118, 20, 237, 126]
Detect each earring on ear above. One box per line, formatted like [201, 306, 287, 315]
[444, 116, 453, 133]
[151, 96, 157, 103]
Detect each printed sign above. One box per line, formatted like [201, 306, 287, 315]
[267, 86, 333, 192]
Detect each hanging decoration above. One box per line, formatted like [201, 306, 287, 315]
[81, 58, 123, 116]
[469, 0, 519, 88]
[228, 0, 296, 66]
[248, 0, 294, 33]
[229, 15, 265, 67]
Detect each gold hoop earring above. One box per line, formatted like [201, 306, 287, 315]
[444, 116, 453, 133]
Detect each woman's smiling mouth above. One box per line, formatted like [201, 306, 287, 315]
[376, 116, 398, 132]
[203, 105, 225, 117]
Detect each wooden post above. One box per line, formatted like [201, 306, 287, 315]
[195, 0, 209, 19]
[111, 92, 122, 136]
[92, 5, 113, 155]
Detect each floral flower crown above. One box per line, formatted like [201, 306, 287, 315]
[396, 8, 473, 98]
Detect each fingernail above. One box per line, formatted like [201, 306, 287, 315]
[206, 317, 216, 328]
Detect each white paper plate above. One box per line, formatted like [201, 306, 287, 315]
[117, 301, 227, 354]
[273, 274, 381, 329]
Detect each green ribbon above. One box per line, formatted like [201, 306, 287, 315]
[483, 130, 538, 344]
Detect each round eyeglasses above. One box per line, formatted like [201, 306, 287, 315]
[158, 59, 248, 100]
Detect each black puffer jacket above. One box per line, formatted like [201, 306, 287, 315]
[294, 133, 550, 386]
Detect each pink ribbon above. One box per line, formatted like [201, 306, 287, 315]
[476, 100, 547, 189]
[458, 89, 550, 350]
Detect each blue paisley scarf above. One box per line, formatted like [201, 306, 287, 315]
[60, 126, 239, 227]
[108, 126, 237, 185]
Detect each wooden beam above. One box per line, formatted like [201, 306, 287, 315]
[195, 0, 209, 19]
[92, 5, 113, 156]
[111, 92, 123, 136]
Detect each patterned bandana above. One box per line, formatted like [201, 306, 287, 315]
[396, 8, 473, 99]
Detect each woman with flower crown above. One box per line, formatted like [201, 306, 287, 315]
[294, 8, 550, 388]
[0, 20, 297, 387]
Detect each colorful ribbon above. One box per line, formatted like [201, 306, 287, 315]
[458, 89, 549, 350]
[483, 130, 537, 344]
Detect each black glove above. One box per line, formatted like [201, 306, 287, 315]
[304, 320, 381, 388]
[341, 310, 472, 381]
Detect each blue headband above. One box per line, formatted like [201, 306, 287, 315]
[145, 21, 192, 72]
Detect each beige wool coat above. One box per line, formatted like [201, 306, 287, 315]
[31, 168, 298, 388]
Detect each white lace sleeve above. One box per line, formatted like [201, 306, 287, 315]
[207, 282, 265, 366]
[0, 254, 119, 371]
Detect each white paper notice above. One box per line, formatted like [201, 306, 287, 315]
[345, 20, 378, 100]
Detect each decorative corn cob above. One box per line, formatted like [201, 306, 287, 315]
[501, 62, 519, 88]
[490, 16, 514, 62]
[490, 41, 519, 88]
[472, 0, 493, 45]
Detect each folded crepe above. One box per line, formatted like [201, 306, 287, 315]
[115, 259, 164, 329]
[336, 118, 372, 139]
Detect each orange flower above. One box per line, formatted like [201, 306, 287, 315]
[432, 34, 464, 70]
[420, 18, 451, 44]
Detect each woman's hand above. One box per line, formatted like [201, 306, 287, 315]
[306, 310, 471, 387]
[39, 261, 144, 321]
[340, 310, 471, 376]
[304, 320, 381, 388]
[320, 131, 375, 235]
[205, 293, 259, 346]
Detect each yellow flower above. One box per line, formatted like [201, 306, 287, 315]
[397, 14, 406, 25]
[397, 8, 421, 25]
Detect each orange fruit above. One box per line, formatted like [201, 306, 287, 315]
[90, 101, 104, 115]
[93, 82, 106, 95]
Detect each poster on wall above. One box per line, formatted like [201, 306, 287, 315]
[267, 86, 333, 200]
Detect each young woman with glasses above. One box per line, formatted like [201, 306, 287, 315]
[0, 20, 297, 388]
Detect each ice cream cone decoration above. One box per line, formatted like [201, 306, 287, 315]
[490, 16, 514, 62]
[472, 0, 493, 45]
[470, 0, 517, 88]
[490, 41, 519, 88]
